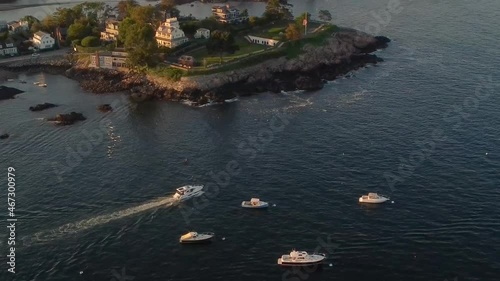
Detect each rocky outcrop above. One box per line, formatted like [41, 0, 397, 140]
[29, 103, 58, 111]
[0, 86, 24, 100]
[0, 134, 9, 139]
[48, 112, 86, 125]
[97, 104, 113, 112]
[1, 29, 391, 106]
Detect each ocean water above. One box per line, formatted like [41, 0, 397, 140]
[1, 0, 499, 280]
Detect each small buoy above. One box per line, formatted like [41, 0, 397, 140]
[391, 201, 394, 204]
[222, 237, 226, 240]
[273, 204, 276, 207]
[329, 263, 333, 267]
[485, 153, 488, 155]
[79, 271, 83, 275]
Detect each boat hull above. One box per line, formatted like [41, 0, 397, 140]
[179, 238, 213, 244]
[241, 201, 269, 208]
[359, 198, 389, 203]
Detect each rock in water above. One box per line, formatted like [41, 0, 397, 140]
[48, 112, 86, 125]
[0, 133, 9, 139]
[97, 104, 113, 112]
[0, 86, 24, 100]
[29, 103, 58, 111]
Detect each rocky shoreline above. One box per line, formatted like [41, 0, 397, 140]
[1, 29, 390, 106]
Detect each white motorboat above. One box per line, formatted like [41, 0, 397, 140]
[173, 185, 204, 201]
[33, 81, 40, 85]
[179, 232, 215, 244]
[277, 250, 326, 266]
[359, 193, 389, 204]
[241, 198, 269, 209]
[39, 83, 47, 87]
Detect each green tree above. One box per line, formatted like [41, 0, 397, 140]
[264, 0, 292, 21]
[72, 39, 81, 46]
[129, 5, 156, 25]
[206, 30, 239, 60]
[318, 10, 332, 22]
[117, 0, 139, 19]
[285, 23, 301, 41]
[122, 23, 158, 68]
[81, 35, 100, 47]
[53, 7, 78, 27]
[180, 21, 199, 36]
[67, 22, 92, 41]
[21, 16, 40, 30]
[118, 17, 136, 44]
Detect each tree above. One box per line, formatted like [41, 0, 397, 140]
[121, 22, 158, 68]
[159, 0, 175, 12]
[118, 17, 136, 44]
[21, 16, 40, 30]
[117, 0, 139, 19]
[53, 7, 78, 27]
[318, 10, 332, 22]
[67, 22, 92, 42]
[285, 23, 301, 41]
[81, 36, 100, 47]
[129, 5, 156, 25]
[206, 30, 239, 60]
[180, 21, 199, 36]
[264, 0, 292, 21]
[249, 16, 259, 27]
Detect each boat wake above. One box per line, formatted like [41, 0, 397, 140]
[22, 196, 178, 246]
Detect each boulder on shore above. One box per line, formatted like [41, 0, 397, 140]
[29, 103, 58, 112]
[97, 104, 112, 112]
[0, 133, 9, 139]
[0, 86, 24, 100]
[48, 112, 86, 125]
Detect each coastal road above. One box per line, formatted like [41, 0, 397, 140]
[0, 48, 69, 65]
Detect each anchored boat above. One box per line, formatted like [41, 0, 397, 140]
[277, 250, 326, 266]
[173, 185, 204, 202]
[359, 193, 389, 204]
[179, 232, 215, 244]
[241, 198, 269, 209]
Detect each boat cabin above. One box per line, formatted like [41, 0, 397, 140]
[250, 198, 260, 206]
[286, 250, 308, 261]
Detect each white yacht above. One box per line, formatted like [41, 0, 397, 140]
[179, 232, 215, 244]
[277, 250, 326, 266]
[359, 193, 389, 204]
[173, 185, 204, 201]
[241, 198, 269, 209]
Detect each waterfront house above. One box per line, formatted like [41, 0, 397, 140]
[89, 51, 128, 69]
[0, 40, 18, 56]
[247, 35, 280, 47]
[7, 21, 29, 33]
[155, 17, 188, 48]
[194, 28, 210, 39]
[212, 5, 248, 24]
[100, 19, 120, 42]
[0, 21, 8, 32]
[32, 31, 55, 50]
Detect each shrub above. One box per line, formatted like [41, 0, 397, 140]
[72, 39, 81, 46]
[81, 36, 100, 47]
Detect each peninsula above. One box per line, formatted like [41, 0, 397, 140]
[0, 0, 390, 106]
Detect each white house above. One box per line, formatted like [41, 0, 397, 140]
[247, 35, 280, 47]
[100, 19, 120, 42]
[32, 31, 55, 50]
[0, 41, 18, 56]
[194, 28, 210, 39]
[155, 17, 188, 48]
[8, 21, 29, 33]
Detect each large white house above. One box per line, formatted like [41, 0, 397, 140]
[100, 19, 120, 42]
[194, 28, 210, 39]
[8, 21, 29, 33]
[0, 41, 18, 56]
[32, 31, 55, 50]
[155, 17, 188, 48]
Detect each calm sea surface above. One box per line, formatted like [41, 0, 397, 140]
[1, 0, 499, 280]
